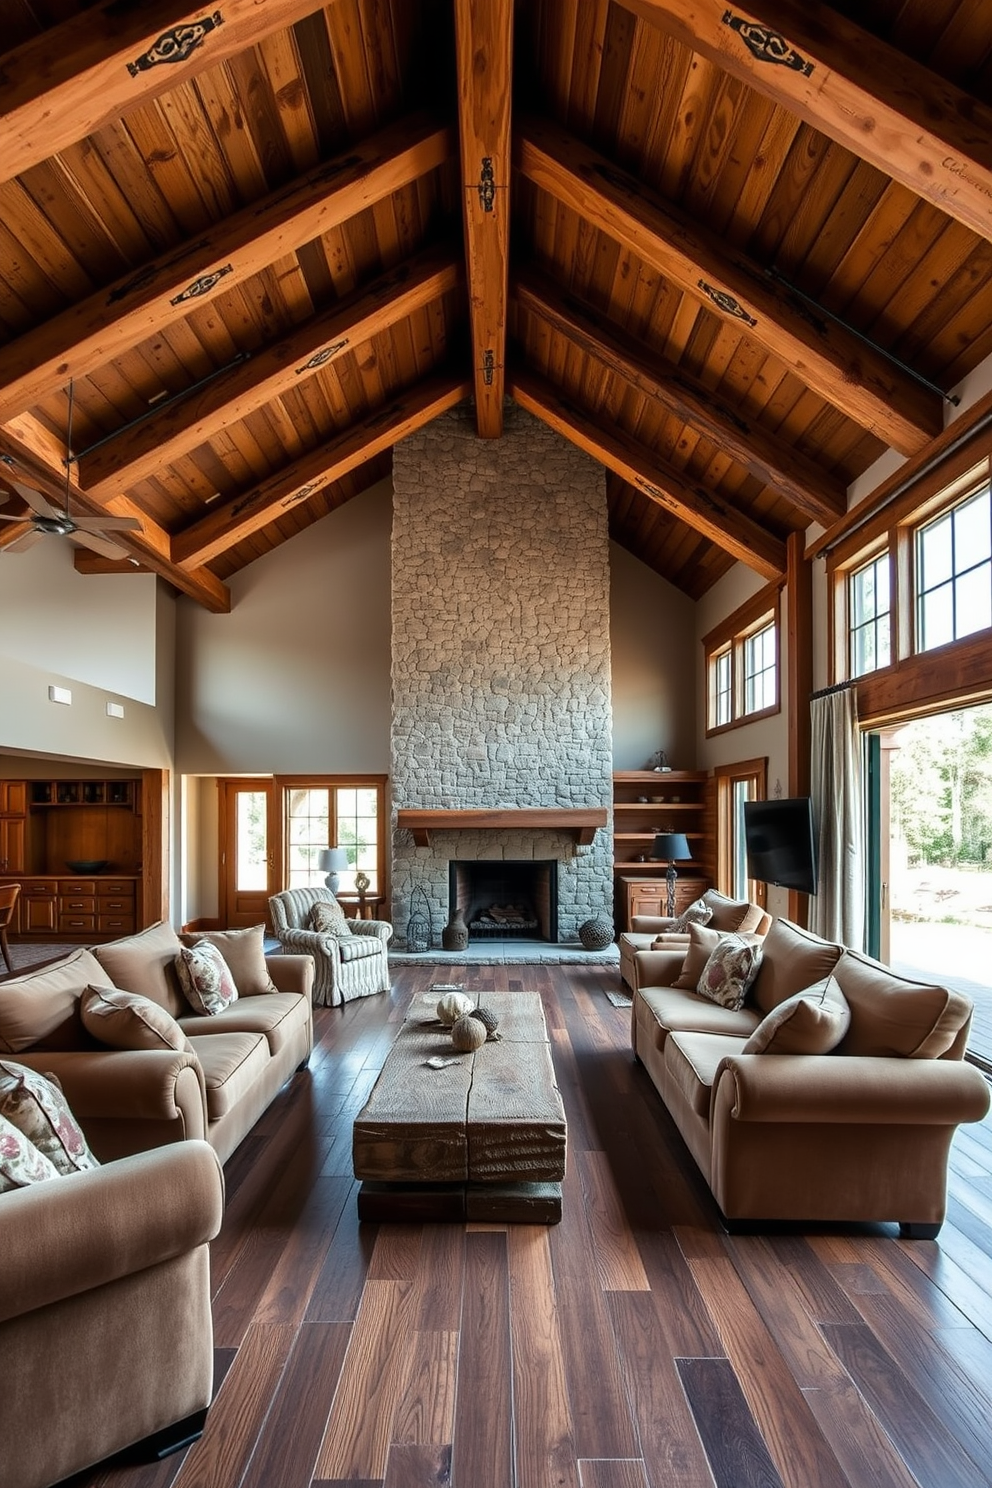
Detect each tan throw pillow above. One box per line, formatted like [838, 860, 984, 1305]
[80, 985, 192, 1052]
[671, 897, 713, 933]
[696, 934, 764, 1011]
[673, 924, 724, 989]
[175, 943, 239, 1016]
[742, 975, 851, 1055]
[93, 920, 186, 1018]
[308, 899, 354, 938]
[0, 1060, 100, 1176]
[180, 925, 278, 995]
[0, 1111, 61, 1192]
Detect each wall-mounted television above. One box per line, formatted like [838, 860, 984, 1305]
[743, 797, 818, 896]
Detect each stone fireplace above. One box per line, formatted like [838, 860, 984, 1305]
[390, 403, 614, 946]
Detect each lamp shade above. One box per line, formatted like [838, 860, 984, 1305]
[650, 832, 691, 862]
[317, 847, 349, 873]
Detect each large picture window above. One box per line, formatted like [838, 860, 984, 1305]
[916, 485, 992, 652]
[278, 776, 386, 896]
[850, 551, 891, 678]
[704, 583, 782, 735]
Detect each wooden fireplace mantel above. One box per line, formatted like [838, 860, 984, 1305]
[396, 807, 608, 847]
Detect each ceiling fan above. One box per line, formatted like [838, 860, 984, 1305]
[0, 383, 142, 559]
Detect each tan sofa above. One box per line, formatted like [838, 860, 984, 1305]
[619, 887, 771, 993]
[0, 919, 314, 1164]
[631, 916, 991, 1236]
[1, 1140, 224, 1488]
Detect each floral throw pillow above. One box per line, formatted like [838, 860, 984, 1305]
[0, 1060, 100, 1176]
[175, 942, 239, 1016]
[696, 934, 764, 1011]
[671, 898, 714, 933]
[0, 1110, 61, 1192]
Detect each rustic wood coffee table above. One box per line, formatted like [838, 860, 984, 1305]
[353, 991, 567, 1222]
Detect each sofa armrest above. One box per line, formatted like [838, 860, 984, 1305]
[12, 1049, 207, 1131]
[0, 1140, 224, 1326]
[632, 947, 689, 988]
[715, 1054, 992, 1126]
[631, 915, 679, 933]
[347, 919, 393, 944]
[265, 953, 315, 999]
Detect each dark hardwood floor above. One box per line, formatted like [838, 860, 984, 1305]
[63, 962, 992, 1488]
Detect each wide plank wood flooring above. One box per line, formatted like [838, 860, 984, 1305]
[62, 963, 992, 1488]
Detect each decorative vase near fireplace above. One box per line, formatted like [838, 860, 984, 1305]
[441, 905, 470, 952]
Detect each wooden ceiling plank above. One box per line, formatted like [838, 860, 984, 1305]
[173, 371, 471, 568]
[509, 367, 786, 578]
[77, 241, 462, 499]
[0, 110, 455, 424]
[516, 113, 942, 454]
[0, 0, 325, 188]
[0, 415, 229, 610]
[619, 0, 992, 246]
[454, 0, 513, 438]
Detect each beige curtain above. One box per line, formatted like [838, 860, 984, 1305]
[809, 687, 865, 949]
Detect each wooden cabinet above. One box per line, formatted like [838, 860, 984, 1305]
[613, 771, 713, 929]
[10, 876, 137, 939]
[0, 782, 27, 815]
[0, 817, 26, 875]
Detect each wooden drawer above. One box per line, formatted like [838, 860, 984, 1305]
[61, 895, 97, 913]
[98, 895, 132, 914]
[59, 912, 96, 932]
[23, 879, 59, 897]
[61, 879, 97, 895]
[97, 911, 135, 935]
[99, 882, 135, 901]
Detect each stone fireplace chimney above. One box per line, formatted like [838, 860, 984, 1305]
[390, 403, 614, 945]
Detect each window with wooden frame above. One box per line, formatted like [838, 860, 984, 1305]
[275, 775, 387, 896]
[849, 549, 891, 678]
[704, 582, 782, 735]
[714, 758, 768, 904]
[916, 482, 992, 652]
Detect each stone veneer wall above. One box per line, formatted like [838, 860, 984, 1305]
[390, 403, 614, 945]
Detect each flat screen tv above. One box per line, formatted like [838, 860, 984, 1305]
[743, 797, 818, 896]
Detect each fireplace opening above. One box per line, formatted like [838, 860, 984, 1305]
[449, 860, 558, 942]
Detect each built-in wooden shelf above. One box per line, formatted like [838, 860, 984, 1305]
[396, 807, 608, 847]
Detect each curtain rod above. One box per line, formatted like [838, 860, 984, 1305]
[810, 679, 856, 700]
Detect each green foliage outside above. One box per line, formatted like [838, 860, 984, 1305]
[890, 705, 992, 869]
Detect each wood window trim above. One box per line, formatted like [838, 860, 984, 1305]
[274, 774, 389, 901]
[703, 580, 783, 736]
[713, 757, 767, 905]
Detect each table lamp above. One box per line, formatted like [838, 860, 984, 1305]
[650, 832, 692, 918]
[317, 847, 349, 894]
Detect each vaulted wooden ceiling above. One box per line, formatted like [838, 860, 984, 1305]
[1, 0, 991, 610]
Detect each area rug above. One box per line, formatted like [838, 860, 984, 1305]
[604, 989, 633, 1008]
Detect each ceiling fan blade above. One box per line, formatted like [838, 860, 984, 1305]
[0, 512, 29, 523]
[74, 515, 143, 533]
[10, 480, 60, 520]
[66, 529, 130, 560]
[4, 528, 45, 552]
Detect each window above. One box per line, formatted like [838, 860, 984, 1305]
[849, 551, 891, 678]
[704, 584, 781, 734]
[279, 776, 386, 895]
[916, 485, 992, 652]
[715, 758, 767, 903]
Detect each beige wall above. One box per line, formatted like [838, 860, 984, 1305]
[610, 543, 696, 770]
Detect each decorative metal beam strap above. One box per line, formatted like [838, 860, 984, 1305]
[482, 350, 496, 385]
[721, 12, 813, 76]
[635, 476, 665, 500]
[281, 482, 320, 508]
[697, 280, 757, 327]
[230, 489, 263, 518]
[170, 265, 233, 305]
[128, 12, 224, 76]
[107, 240, 211, 306]
[296, 341, 349, 374]
[478, 158, 496, 212]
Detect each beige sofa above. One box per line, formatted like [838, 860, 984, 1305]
[619, 887, 771, 993]
[631, 916, 991, 1236]
[0, 919, 314, 1164]
[1, 1140, 224, 1488]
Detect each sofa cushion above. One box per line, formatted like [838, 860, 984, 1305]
[702, 889, 765, 934]
[665, 1032, 748, 1119]
[179, 992, 310, 1058]
[0, 948, 107, 1054]
[180, 924, 278, 996]
[0, 1060, 100, 1175]
[338, 935, 383, 962]
[749, 919, 843, 1015]
[832, 950, 973, 1059]
[741, 975, 850, 1055]
[696, 934, 763, 1010]
[0, 1110, 60, 1191]
[309, 898, 354, 937]
[80, 985, 192, 1053]
[186, 1032, 270, 1121]
[175, 942, 239, 1016]
[93, 920, 188, 1019]
[673, 924, 724, 989]
[639, 986, 762, 1045]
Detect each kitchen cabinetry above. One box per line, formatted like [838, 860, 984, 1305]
[0, 782, 27, 874]
[613, 770, 713, 930]
[4, 877, 138, 939]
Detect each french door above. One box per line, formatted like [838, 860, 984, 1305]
[219, 779, 279, 929]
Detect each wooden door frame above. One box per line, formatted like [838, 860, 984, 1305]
[217, 777, 279, 928]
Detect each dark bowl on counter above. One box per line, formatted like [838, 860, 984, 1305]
[65, 860, 110, 874]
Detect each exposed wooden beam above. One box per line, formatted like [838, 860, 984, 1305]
[620, 0, 992, 247]
[173, 373, 471, 568]
[516, 115, 942, 456]
[78, 242, 464, 501]
[0, 111, 455, 423]
[0, 0, 324, 188]
[509, 368, 786, 579]
[454, 0, 513, 438]
[72, 551, 152, 575]
[515, 266, 846, 529]
[0, 417, 230, 611]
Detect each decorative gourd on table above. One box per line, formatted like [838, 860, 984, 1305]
[451, 1013, 488, 1052]
[436, 990, 473, 1026]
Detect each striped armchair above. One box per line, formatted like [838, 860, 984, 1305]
[268, 886, 392, 1007]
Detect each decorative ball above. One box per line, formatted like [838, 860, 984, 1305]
[578, 915, 614, 950]
[436, 990, 474, 1026]
[451, 1013, 488, 1052]
[471, 1006, 501, 1040]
